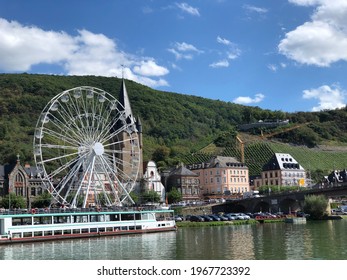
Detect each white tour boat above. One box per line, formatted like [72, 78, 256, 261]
[0, 207, 176, 244]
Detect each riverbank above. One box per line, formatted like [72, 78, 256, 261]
[177, 219, 257, 227]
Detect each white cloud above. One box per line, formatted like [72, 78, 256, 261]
[0, 18, 169, 88]
[209, 60, 229, 68]
[168, 42, 203, 60]
[211, 36, 241, 69]
[267, 64, 278, 72]
[243, 4, 268, 14]
[176, 3, 200, 16]
[233, 93, 265, 104]
[217, 36, 232, 46]
[133, 60, 169, 76]
[279, 0, 347, 66]
[0, 18, 76, 71]
[302, 84, 346, 111]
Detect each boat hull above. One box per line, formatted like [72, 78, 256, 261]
[0, 226, 176, 245]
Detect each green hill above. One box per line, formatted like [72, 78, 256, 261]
[0, 73, 346, 181]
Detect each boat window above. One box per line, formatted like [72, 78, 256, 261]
[23, 232, 32, 238]
[81, 228, 88, 233]
[121, 226, 128, 231]
[54, 230, 62, 235]
[120, 213, 134, 221]
[73, 229, 80, 234]
[53, 216, 70, 224]
[34, 231, 43, 237]
[90, 228, 98, 233]
[90, 215, 103, 222]
[109, 214, 120, 221]
[12, 217, 32, 225]
[135, 213, 141, 220]
[63, 230, 71, 234]
[74, 215, 88, 223]
[141, 213, 154, 220]
[44, 231, 52, 236]
[106, 227, 113, 232]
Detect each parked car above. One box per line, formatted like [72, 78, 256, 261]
[222, 214, 236, 220]
[225, 213, 242, 220]
[237, 213, 251, 220]
[189, 215, 204, 222]
[201, 215, 213, 222]
[235, 213, 246, 220]
[216, 214, 229, 221]
[208, 215, 221, 221]
[174, 215, 183, 222]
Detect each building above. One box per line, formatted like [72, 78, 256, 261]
[0, 156, 45, 207]
[188, 156, 250, 197]
[142, 161, 166, 202]
[324, 169, 347, 186]
[164, 164, 201, 202]
[253, 153, 306, 188]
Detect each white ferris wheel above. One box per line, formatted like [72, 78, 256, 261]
[33, 86, 141, 208]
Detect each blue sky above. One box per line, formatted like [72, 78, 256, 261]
[0, 0, 347, 112]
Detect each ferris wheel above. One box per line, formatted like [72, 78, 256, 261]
[33, 86, 141, 208]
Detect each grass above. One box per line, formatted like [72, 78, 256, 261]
[176, 220, 257, 227]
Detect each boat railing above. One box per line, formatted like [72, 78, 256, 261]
[0, 205, 173, 216]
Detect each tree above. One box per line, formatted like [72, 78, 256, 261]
[303, 195, 328, 219]
[167, 187, 182, 204]
[152, 146, 170, 162]
[0, 193, 26, 209]
[31, 191, 52, 208]
[141, 190, 161, 204]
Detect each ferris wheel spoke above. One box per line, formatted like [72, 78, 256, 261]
[40, 150, 81, 164]
[46, 153, 86, 179]
[58, 158, 88, 206]
[82, 156, 96, 208]
[39, 143, 79, 151]
[92, 157, 115, 206]
[42, 127, 83, 147]
[98, 155, 122, 200]
[94, 100, 116, 135]
[97, 114, 126, 143]
[53, 100, 87, 139]
[48, 111, 86, 142]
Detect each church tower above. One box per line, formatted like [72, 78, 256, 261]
[115, 79, 143, 180]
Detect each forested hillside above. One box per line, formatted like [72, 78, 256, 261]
[0, 73, 346, 179]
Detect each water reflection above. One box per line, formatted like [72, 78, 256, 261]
[1, 220, 346, 260]
[176, 225, 256, 259]
[0, 231, 177, 260]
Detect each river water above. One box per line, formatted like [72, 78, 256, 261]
[1, 219, 346, 260]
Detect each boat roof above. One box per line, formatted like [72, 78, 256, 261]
[0, 207, 174, 218]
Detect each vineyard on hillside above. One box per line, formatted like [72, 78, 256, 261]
[182, 138, 347, 177]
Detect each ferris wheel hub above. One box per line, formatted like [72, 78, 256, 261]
[93, 142, 104, 156]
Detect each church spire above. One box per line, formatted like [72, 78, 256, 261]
[118, 79, 134, 123]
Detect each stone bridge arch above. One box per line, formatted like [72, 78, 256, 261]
[253, 201, 270, 213]
[278, 198, 301, 213]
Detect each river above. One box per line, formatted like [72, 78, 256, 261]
[1, 219, 346, 260]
